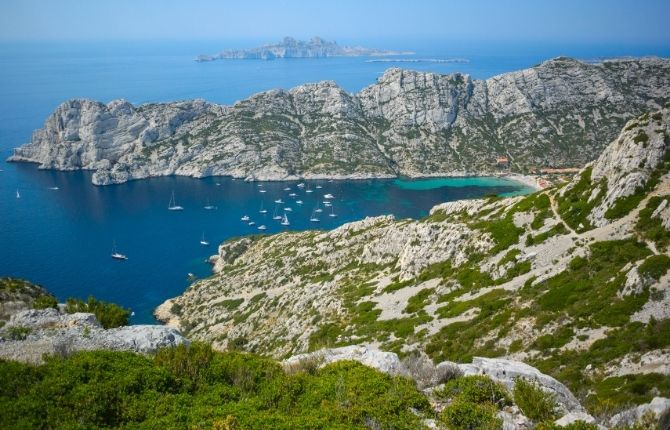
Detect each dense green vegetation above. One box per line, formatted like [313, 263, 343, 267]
[64, 296, 131, 329]
[0, 343, 431, 429]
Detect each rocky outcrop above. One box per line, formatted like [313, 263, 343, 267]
[197, 36, 412, 61]
[0, 308, 187, 364]
[609, 397, 670, 428]
[283, 345, 410, 377]
[10, 58, 670, 185]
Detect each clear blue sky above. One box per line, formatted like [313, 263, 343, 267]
[0, 0, 668, 44]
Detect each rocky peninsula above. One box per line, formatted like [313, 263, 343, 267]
[9, 57, 670, 185]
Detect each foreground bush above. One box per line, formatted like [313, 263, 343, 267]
[513, 377, 558, 422]
[0, 343, 431, 429]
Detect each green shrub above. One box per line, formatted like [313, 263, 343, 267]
[436, 375, 511, 407]
[440, 400, 502, 430]
[64, 296, 131, 329]
[32, 294, 58, 310]
[638, 255, 670, 281]
[513, 378, 558, 422]
[0, 349, 431, 429]
[535, 421, 598, 430]
[636, 197, 670, 251]
[6, 326, 31, 340]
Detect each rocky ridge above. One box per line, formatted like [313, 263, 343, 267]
[10, 57, 670, 185]
[156, 109, 670, 417]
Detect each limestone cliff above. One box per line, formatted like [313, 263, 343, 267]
[10, 57, 670, 185]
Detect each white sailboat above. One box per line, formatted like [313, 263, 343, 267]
[315, 202, 323, 213]
[296, 200, 303, 205]
[283, 187, 291, 191]
[310, 209, 320, 222]
[297, 183, 305, 188]
[248, 220, 256, 226]
[111, 241, 128, 260]
[274, 198, 284, 204]
[200, 232, 210, 246]
[305, 187, 313, 193]
[284, 207, 293, 212]
[329, 206, 337, 217]
[48, 186, 59, 191]
[259, 201, 268, 214]
[168, 191, 184, 211]
[281, 213, 290, 226]
[257, 224, 267, 231]
[316, 185, 322, 189]
[272, 204, 282, 220]
[259, 189, 267, 193]
[324, 193, 334, 199]
[241, 215, 250, 221]
[289, 193, 297, 197]
[16, 189, 20, 199]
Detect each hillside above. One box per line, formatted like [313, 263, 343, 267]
[9, 57, 670, 185]
[156, 108, 670, 415]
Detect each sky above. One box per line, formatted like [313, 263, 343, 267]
[0, 0, 668, 45]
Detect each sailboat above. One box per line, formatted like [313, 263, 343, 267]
[296, 200, 303, 205]
[281, 213, 290, 226]
[200, 232, 209, 246]
[15, 189, 20, 199]
[274, 198, 284, 204]
[272, 204, 282, 220]
[315, 203, 323, 213]
[241, 215, 250, 221]
[48, 186, 59, 191]
[310, 209, 320, 222]
[257, 224, 267, 231]
[248, 220, 256, 226]
[316, 185, 322, 189]
[305, 187, 313, 193]
[168, 191, 184, 211]
[297, 183, 305, 188]
[329, 206, 337, 217]
[203, 198, 216, 210]
[324, 193, 334, 199]
[259, 189, 267, 193]
[259, 201, 268, 214]
[111, 241, 128, 260]
[284, 207, 293, 212]
[283, 186, 291, 191]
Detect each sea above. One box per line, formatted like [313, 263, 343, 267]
[1, 39, 667, 323]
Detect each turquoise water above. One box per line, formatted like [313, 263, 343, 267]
[0, 40, 666, 322]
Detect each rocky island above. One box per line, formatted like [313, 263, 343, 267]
[9, 57, 670, 185]
[195, 36, 413, 61]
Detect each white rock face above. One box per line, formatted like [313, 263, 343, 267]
[458, 357, 583, 413]
[554, 412, 601, 428]
[10, 58, 670, 184]
[0, 308, 187, 364]
[588, 108, 670, 226]
[283, 345, 410, 377]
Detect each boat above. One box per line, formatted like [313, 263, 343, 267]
[168, 191, 184, 211]
[257, 225, 267, 231]
[297, 183, 305, 188]
[203, 198, 216, 210]
[309, 209, 320, 222]
[283, 187, 291, 191]
[248, 221, 256, 226]
[241, 215, 250, 221]
[328, 179, 334, 183]
[111, 242, 128, 260]
[315, 206, 323, 213]
[289, 193, 297, 197]
[323, 201, 332, 207]
[296, 200, 303, 205]
[284, 207, 293, 212]
[324, 193, 334, 199]
[215, 182, 221, 186]
[329, 206, 337, 217]
[274, 199, 284, 204]
[259, 189, 267, 193]
[200, 233, 209, 246]
[258, 184, 264, 188]
[48, 186, 59, 191]
[316, 185, 322, 189]
[259, 201, 268, 214]
[15, 189, 20, 199]
[272, 204, 282, 220]
[281, 213, 290, 226]
[305, 188, 313, 193]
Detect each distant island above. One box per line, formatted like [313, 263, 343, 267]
[365, 58, 469, 64]
[195, 36, 414, 61]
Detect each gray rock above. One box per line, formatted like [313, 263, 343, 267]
[609, 397, 670, 428]
[282, 345, 410, 377]
[457, 356, 583, 413]
[0, 308, 187, 364]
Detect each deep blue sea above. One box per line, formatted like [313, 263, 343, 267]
[1, 39, 667, 322]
